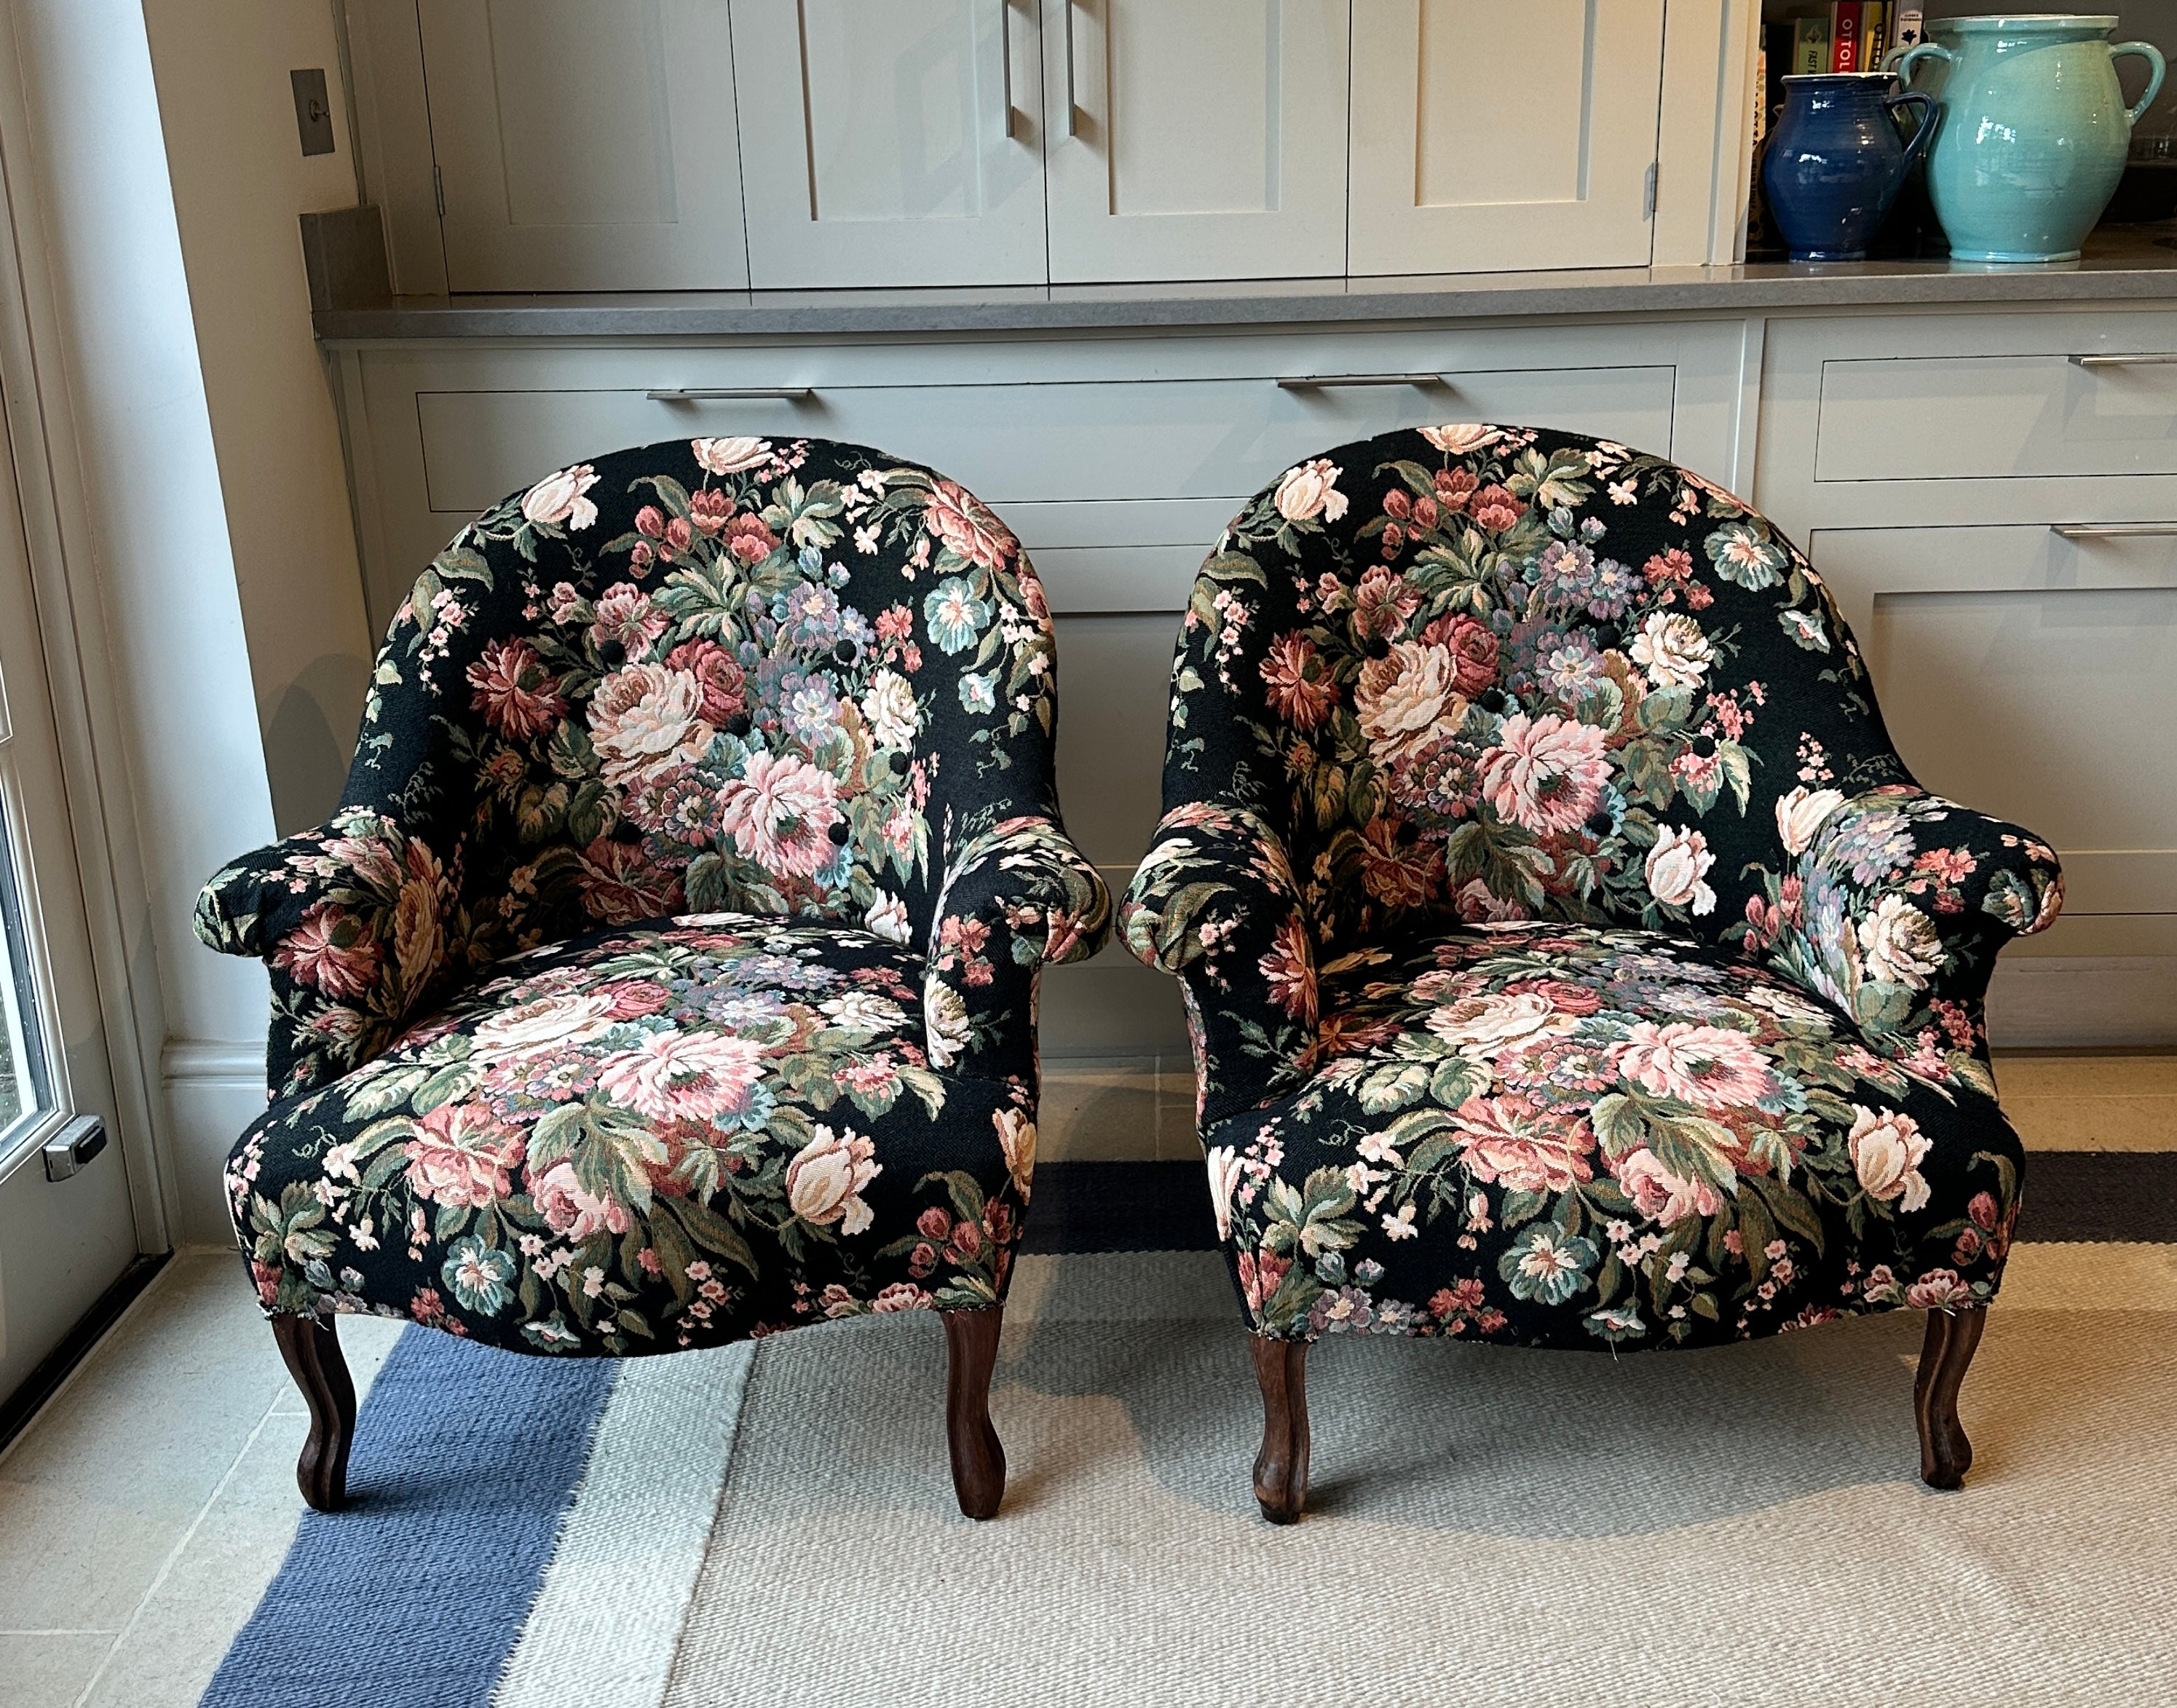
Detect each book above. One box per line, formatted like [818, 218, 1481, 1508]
[1746, 25, 1796, 259]
[1831, 2, 1862, 72]
[1863, 2, 1888, 72]
[1794, 15, 1830, 76]
[1894, 9, 1925, 56]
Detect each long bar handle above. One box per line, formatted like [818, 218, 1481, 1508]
[999, 0, 1018, 139]
[2050, 522, 2177, 539]
[647, 387, 815, 401]
[1276, 373, 1447, 390]
[2069, 353, 2177, 368]
[1064, 0, 1078, 136]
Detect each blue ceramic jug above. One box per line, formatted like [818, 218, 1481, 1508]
[1894, 15, 2165, 262]
[1763, 74, 1938, 261]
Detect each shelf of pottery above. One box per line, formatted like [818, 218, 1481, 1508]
[1749, 7, 2168, 264]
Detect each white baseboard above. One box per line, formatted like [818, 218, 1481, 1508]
[159, 1038, 263, 1246]
[1987, 957, 2177, 1051]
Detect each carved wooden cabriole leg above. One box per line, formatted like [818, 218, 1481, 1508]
[1249, 1335, 1311, 1525]
[271, 1313, 356, 1513]
[1915, 1305, 1987, 1490]
[943, 1306, 1007, 1520]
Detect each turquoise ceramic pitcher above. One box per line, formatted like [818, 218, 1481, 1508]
[1893, 15, 2164, 262]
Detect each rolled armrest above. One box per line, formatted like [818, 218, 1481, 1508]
[194, 807, 458, 1100]
[1121, 802, 1317, 1129]
[1745, 785, 2063, 1075]
[924, 815, 1113, 1083]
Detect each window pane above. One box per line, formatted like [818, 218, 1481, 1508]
[0, 796, 50, 1140]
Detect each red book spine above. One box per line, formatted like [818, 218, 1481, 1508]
[1831, 3, 1862, 71]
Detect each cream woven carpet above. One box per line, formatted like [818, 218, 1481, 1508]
[650, 1244, 2177, 1708]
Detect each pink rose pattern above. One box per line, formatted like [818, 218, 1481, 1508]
[1123, 426, 2060, 1348]
[197, 438, 1110, 1351]
[224, 917, 1038, 1350]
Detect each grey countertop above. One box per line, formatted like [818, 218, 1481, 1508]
[315, 227, 2177, 342]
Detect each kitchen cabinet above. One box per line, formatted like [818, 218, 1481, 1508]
[730, 0, 1048, 288]
[346, 0, 1751, 290]
[1039, 0, 1350, 282]
[413, 0, 749, 291]
[1757, 307, 2177, 1048]
[1348, 0, 1669, 276]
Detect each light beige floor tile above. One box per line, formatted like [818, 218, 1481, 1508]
[76, 1413, 316, 1708]
[1996, 1241, 2177, 1310]
[1992, 1053, 2177, 1099]
[0, 1259, 419, 1703]
[0, 1630, 114, 1708]
[2004, 1096, 2177, 1152]
[1039, 1058, 1159, 1161]
[1988, 1054, 2177, 1151]
[0, 1254, 287, 1632]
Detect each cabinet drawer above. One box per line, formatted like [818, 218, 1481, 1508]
[1814, 351, 2177, 483]
[416, 364, 1678, 515]
[1811, 521, 2177, 921]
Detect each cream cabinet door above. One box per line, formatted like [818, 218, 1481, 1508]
[416, 0, 750, 291]
[1349, 0, 1665, 275]
[1040, 0, 1349, 283]
[731, 0, 1047, 288]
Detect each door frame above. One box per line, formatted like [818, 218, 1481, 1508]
[0, 10, 178, 1254]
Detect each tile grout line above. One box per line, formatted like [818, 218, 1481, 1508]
[67, 1384, 287, 1708]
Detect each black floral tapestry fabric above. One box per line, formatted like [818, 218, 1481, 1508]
[1122, 425, 2061, 1350]
[197, 437, 1109, 1352]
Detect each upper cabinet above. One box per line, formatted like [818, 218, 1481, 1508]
[349, 1, 1755, 293]
[414, 0, 749, 291]
[1349, 0, 1668, 276]
[1040, 0, 1349, 283]
[732, 0, 1047, 288]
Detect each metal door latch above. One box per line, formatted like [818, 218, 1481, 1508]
[43, 1115, 107, 1182]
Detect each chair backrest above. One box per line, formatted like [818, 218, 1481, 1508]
[1163, 423, 1908, 952]
[348, 435, 1061, 958]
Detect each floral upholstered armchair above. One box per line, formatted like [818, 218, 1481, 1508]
[1121, 425, 2061, 1522]
[197, 436, 1109, 1519]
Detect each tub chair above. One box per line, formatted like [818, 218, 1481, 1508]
[1121, 424, 2061, 1522]
[197, 436, 1109, 1519]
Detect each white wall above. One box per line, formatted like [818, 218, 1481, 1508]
[141, 0, 374, 835]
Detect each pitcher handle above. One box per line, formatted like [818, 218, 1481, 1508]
[1886, 90, 1940, 173]
[2112, 41, 2168, 127]
[1889, 41, 1952, 84]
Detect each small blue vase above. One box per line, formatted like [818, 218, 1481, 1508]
[1763, 73, 1939, 261]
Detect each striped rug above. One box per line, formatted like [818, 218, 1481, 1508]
[199, 1155, 2177, 1708]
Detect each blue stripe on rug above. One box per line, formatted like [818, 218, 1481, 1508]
[201, 1327, 617, 1708]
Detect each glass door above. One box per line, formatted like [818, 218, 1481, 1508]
[0, 386, 140, 1411]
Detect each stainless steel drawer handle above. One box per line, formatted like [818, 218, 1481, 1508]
[1064, 0, 1080, 137]
[2069, 353, 2177, 368]
[1276, 373, 1447, 390]
[998, 0, 1019, 140]
[2050, 523, 2177, 539]
[646, 387, 815, 402]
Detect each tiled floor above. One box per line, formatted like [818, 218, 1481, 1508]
[0, 1051, 2168, 1708]
[0, 1258, 403, 1708]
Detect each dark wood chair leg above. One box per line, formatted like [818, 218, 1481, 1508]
[1249, 1335, 1311, 1525]
[272, 1313, 356, 1512]
[942, 1306, 1006, 1520]
[1914, 1305, 1987, 1490]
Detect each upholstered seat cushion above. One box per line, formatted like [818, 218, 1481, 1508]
[1205, 921, 2021, 1351]
[229, 912, 1036, 1356]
